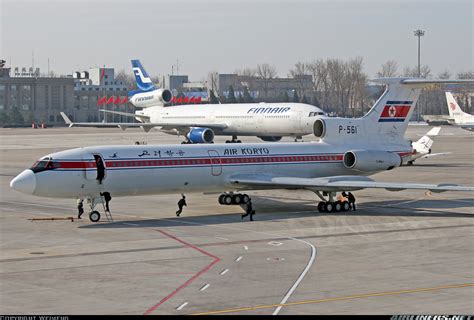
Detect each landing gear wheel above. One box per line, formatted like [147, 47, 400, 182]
[223, 194, 233, 205]
[242, 194, 250, 204]
[225, 140, 230, 143]
[342, 201, 350, 211]
[324, 202, 334, 213]
[233, 194, 242, 205]
[334, 201, 342, 212]
[317, 201, 326, 212]
[236, 140, 242, 143]
[407, 161, 414, 166]
[218, 194, 226, 205]
[89, 211, 101, 222]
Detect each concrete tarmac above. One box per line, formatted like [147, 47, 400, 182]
[0, 125, 473, 314]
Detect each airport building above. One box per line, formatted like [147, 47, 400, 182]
[0, 67, 75, 126]
[72, 67, 130, 122]
[0, 65, 132, 126]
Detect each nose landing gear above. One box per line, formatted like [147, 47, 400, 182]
[89, 210, 101, 222]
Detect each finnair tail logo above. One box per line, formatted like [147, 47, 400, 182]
[133, 67, 153, 84]
[378, 101, 412, 122]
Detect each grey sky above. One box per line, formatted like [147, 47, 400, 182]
[1, 0, 472, 80]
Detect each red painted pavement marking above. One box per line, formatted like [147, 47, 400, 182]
[143, 229, 221, 315]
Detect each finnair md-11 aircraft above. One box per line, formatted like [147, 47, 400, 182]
[61, 60, 325, 144]
[12, 78, 474, 222]
[446, 92, 474, 131]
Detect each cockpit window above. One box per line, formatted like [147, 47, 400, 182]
[31, 157, 55, 173]
[309, 111, 324, 117]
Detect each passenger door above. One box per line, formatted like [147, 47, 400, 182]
[207, 150, 222, 176]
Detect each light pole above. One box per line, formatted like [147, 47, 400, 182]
[414, 29, 425, 77]
[413, 29, 425, 122]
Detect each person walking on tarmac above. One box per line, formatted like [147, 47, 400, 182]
[77, 199, 84, 219]
[347, 192, 356, 211]
[100, 192, 112, 212]
[176, 194, 187, 216]
[241, 199, 255, 221]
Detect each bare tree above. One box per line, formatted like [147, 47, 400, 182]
[402, 65, 432, 78]
[235, 67, 257, 77]
[456, 71, 474, 79]
[376, 60, 398, 77]
[256, 63, 277, 98]
[115, 69, 136, 90]
[288, 62, 310, 99]
[437, 70, 451, 79]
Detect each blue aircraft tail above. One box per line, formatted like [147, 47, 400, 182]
[131, 59, 156, 93]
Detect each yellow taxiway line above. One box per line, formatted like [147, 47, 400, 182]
[193, 283, 474, 315]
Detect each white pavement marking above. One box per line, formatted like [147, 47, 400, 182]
[268, 241, 283, 246]
[244, 245, 249, 251]
[176, 302, 188, 311]
[200, 284, 210, 291]
[219, 269, 229, 275]
[160, 218, 318, 316]
[235, 256, 243, 262]
[272, 237, 316, 315]
[216, 236, 229, 241]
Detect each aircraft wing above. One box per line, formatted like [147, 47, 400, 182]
[228, 174, 474, 193]
[460, 125, 474, 131]
[60, 112, 228, 131]
[59, 112, 158, 131]
[421, 152, 451, 159]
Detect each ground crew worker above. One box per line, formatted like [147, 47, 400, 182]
[100, 192, 112, 212]
[176, 194, 187, 216]
[241, 199, 255, 221]
[77, 199, 84, 219]
[347, 192, 356, 211]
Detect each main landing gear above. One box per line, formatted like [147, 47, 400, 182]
[225, 135, 241, 143]
[218, 192, 250, 205]
[313, 191, 352, 213]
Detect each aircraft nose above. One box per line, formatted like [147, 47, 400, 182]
[10, 169, 36, 195]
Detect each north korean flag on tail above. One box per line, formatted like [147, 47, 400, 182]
[378, 101, 413, 122]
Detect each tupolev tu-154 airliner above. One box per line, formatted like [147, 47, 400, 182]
[12, 78, 474, 222]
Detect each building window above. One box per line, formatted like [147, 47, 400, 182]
[49, 115, 55, 122]
[51, 86, 60, 109]
[105, 81, 108, 85]
[45, 85, 49, 107]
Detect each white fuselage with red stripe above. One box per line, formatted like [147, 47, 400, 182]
[30, 141, 412, 199]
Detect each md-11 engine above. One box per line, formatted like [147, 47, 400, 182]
[343, 150, 402, 172]
[129, 89, 173, 108]
[186, 127, 215, 144]
[258, 136, 282, 142]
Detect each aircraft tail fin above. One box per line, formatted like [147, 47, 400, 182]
[414, 127, 441, 151]
[446, 92, 469, 120]
[425, 126, 441, 137]
[363, 78, 473, 141]
[131, 59, 156, 92]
